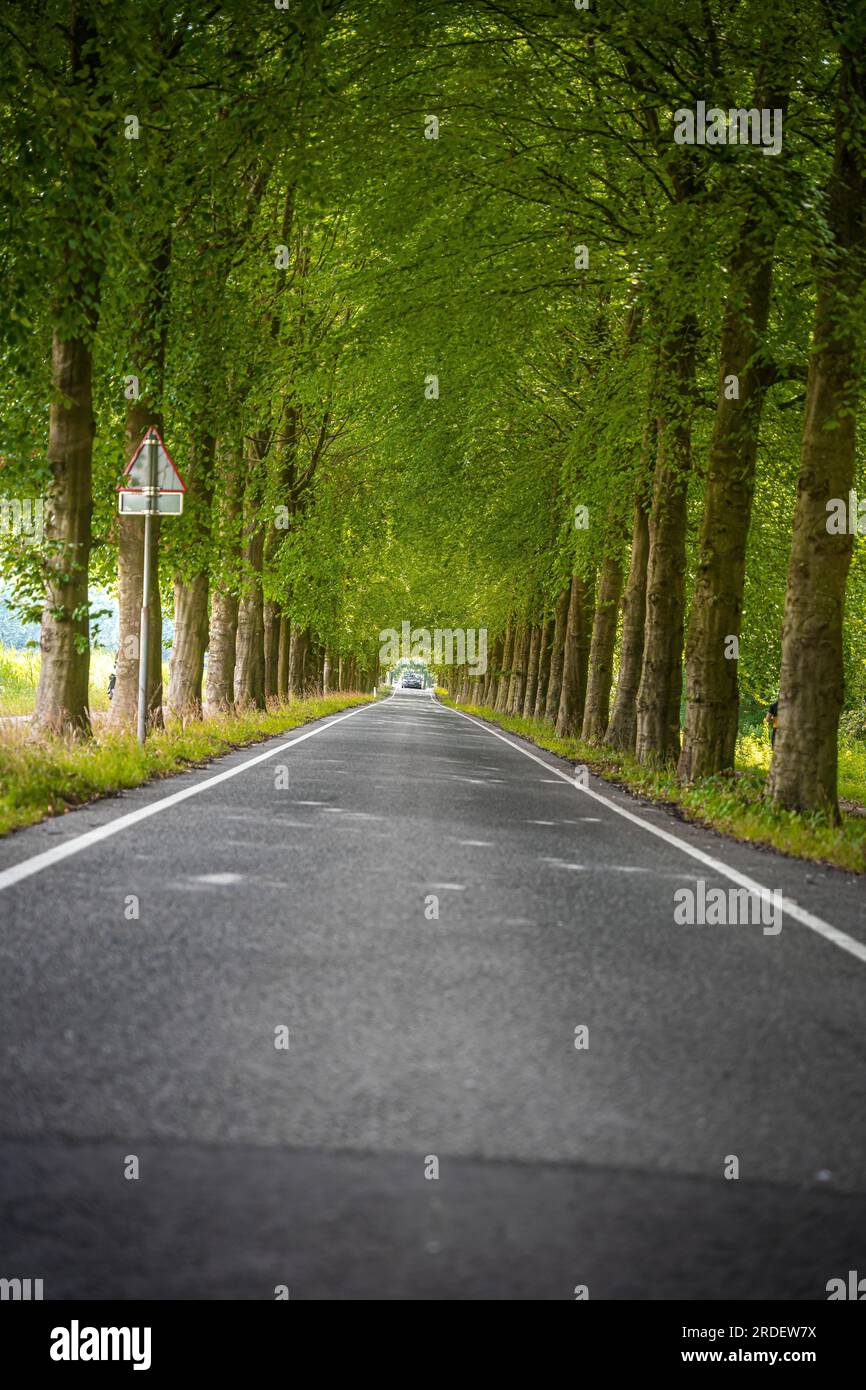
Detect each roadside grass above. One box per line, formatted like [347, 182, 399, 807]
[441, 699, 866, 873]
[0, 645, 115, 716]
[0, 693, 374, 837]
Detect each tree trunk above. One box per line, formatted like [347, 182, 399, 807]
[111, 398, 167, 735]
[494, 620, 514, 712]
[533, 616, 555, 721]
[631, 130, 702, 767]
[606, 498, 650, 752]
[582, 551, 624, 742]
[233, 434, 268, 710]
[289, 625, 309, 696]
[305, 642, 320, 694]
[277, 614, 291, 700]
[32, 12, 105, 737]
[506, 622, 529, 714]
[523, 624, 542, 718]
[204, 589, 238, 713]
[635, 320, 696, 766]
[112, 510, 164, 731]
[166, 433, 214, 717]
[203, 443, 244, 716]
[166, 571, 209, 718]
[234, 560, 265, 708]
[576, 569, 595, 722]
[33, 335, 94, 736]
[678, 61, 788, 781]
[769, 35, 866, 821]
[264, 396, 299, 704]
[263, 601, 281, 701]
[481, 635, 502, 706]
[556, 575, 584, 738]
[544, 585, 571, 722]
[109, 229, 171, 733]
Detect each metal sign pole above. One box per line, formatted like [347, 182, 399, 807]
[119, 427, 183, 743]
[136, 432, 157, 747]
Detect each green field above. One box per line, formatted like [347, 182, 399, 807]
[0, 645, 116, 716]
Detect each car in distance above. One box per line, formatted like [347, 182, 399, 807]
[401, 673, 424, 689]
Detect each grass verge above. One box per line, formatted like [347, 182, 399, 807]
[442, 699, 866, 874]
[0, 694, 374, 838]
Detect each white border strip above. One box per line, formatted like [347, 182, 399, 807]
[0, 702, 377, 894]
[445, 704, 866, 966]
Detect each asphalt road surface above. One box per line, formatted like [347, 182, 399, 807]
[1, 690, 865, 1300]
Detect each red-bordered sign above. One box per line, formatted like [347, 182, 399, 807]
[117, 428, 186, 494]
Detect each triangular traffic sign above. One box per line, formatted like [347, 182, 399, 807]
[118, 429, 186, 493]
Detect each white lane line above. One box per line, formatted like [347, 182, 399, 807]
[0, 701, 379, 893]
[445, 705, 866, 966]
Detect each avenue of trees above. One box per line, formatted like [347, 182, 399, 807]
[1, 0, 865, 822]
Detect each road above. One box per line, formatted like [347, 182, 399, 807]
[1, 689, 865, 1300]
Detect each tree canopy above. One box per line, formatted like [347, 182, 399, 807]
[1, 0, 864, 819]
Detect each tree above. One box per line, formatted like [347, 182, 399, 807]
[769, 8, 866, 819]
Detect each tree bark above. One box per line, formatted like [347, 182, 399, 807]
[769, 34, 866, 820]
[606, 495, 650, 752]
[576, 569, 595, 722]
[233, 434, 269, 710]
[506, 622, 530, 714]
[277, 614, 291, 700]
[678, 59, 788, 781]
[481, 634, 502, 706]
[234, 556, 265, 708]
[544, 585, 571, 722]
[33, 335, 94, 735]
[634, 321, 696, 766]
[494, 620, 515, 712]
[303, 642, 317, 694]
[32, 12, 105, 737]
[264, 398, 300, 704]
[263, 601, 281, 701]
[523, 624, 542, 718]
[110, 228, 171, 733]
[533, 616, 554, 721]
[289, 625, 309, 696]
[582, 551, 624, 742]
[166, 433, 214, 717]
[166, 571, 209, 718]
[204, 443, 244, 715]
[110, 415, 165, 734]
[631, 131, 702, 768]
[556, 575, 584, 738]
[205, 589, 238, 714]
